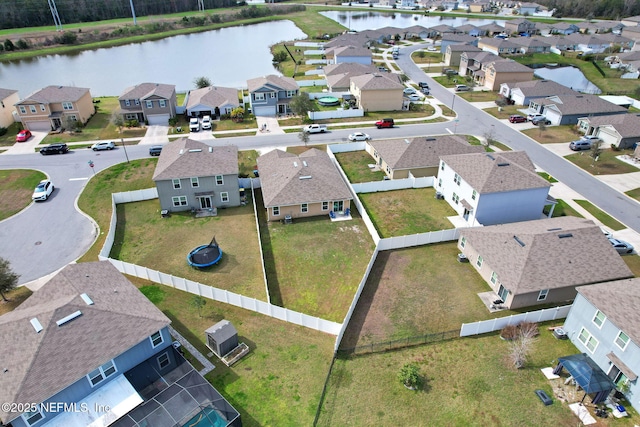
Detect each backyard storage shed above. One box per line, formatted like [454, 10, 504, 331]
[206, 319, 239, 357]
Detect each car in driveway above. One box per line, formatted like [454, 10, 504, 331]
[569, 140, 592, 151]
[189, 117, 200, 132]
[149, 145, 163, 156]
[40, 143, 69, 155]
[531, 117, 551, 125]
[581, 135, 600, 142]
[527, 113, 545, 121]
[91, 141, 115, 151]
[32, 179, 54, 201]
[407, 93, 423, 101]
[16, 129, 32, 142]
[455, 84, 470, 92]
[348, 132, 371, 141]
[509, 115, 527, 123]
[201, 115, 212, 130]
[403, 87, 417, 95]
[609, 237, 634, 254]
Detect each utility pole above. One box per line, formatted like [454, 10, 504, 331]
[129, 0, 137, 25]
[47, 0, 63, 31]
[197, 0, 205, 12]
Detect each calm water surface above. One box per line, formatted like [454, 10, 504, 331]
[533, 66, 602, 94]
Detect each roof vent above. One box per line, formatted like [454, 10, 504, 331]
[425, 138, 436, 141]
[293, 161, 298, 168]
[547, 227, 562, 231]
[302, 161, 308, 167]
[497, 162, 510, 166]
[486, 154, 495, 160]
[209, 146, 213, 153]
[30, 318, 43, 333]
[80, 293, 94, 305]
[558, 233, 573, 238]
[179, 149, 184, 155]
[513, 236, 525, 247]
[404, 139, 411, 144]
[188, 149, 202, 153]
[299, 175, 312, 180]
[56, 311, 82, 327]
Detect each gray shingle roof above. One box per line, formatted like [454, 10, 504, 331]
[487, 59, 533, 73]
[0, 88, 18, 100]
[256, 148, 352, 208]
[369, 135, 484, 170]
[152, 138, 238, 181]
[119, 82, 175, 100]
[583, 113, 640, 138]
[186, 86, 239, 110]
[440, 151, 550, 194]
[461, 216, 633, 294]
[246, 75, 299, 93]
[540, 94, 628, 116]
[331, 45, 372, 58]
[447, 44, 482, 52]
[350, 73, 403, 90]
[18, 85, 91, 104]
[442, 33, 477, 43]
[323, 63, 379, 77]
[0, 262, 171, 424]
[508, 79, 577, 97]
[510, 37, 551, 48]
[576, 278, 640, 345]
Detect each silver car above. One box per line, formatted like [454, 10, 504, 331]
[91, 141, 115, 151]
[609, 237, 634, 254]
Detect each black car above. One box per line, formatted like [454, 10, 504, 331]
[418, 82, 430, 89]
[149, 145, 163, 156]
[39, 143, 69, 155]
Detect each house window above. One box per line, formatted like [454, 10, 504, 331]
[125, 114, 137, 120]
[460, 236, 466, 248]
[472, 190, 477, 200]
[23, 410, 44, 426]
[146, 100, 153, 108]
[150, 331, 163, 348]
[286, 90, 296, 97]
[135, 99, 140, 105]
[615, 331, 629, 350]
[221, 192, 229, 203]
[30, 105, 37, 113]
[172, 196, 187, 207]
[159, 100, 166, 108]
[386, 166, 391, 174]
[214, 175, 223, 185]
[273, 206, 280, 216]
[40, 104, 46, 111]
[125, 99, 131, 107]
[452, 192, 459, 205]
[454, 173, 461, 185]
[301, 203, 308, 213]
[270, 93, 276, 98]
[19, 106, 27, 114]
[438, 178, 442, 187]
[172, 179, 181, 189]
[190, 177, 199, 188]
[322, 201, 329, 211]
[254, 93, 265, 101]
[578, 327, 599, 353]
[490, 271, 498, 284]
[592, 310, 606, 328]
[157, 352, 170, 369]
[476, 255, 483, 268]
[440, 161, 445, 171]
[62, 102, 73, 110]
[537, 289, 549, 301]
[87, 360, 117, 386]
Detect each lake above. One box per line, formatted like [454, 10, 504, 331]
[0, 21, 306, 97]
[532, 65, 602, 94]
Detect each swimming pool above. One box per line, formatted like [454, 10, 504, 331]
[184, 406, 228, 427]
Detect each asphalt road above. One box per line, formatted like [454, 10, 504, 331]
[2, 47, 640, 284]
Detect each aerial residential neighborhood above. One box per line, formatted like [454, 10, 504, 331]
[4, 1, 640, 426]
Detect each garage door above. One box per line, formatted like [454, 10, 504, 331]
[598, 131, 617, 147]
[253, 106, 275, 116]
[26, 120, 51, 131]
[146, 114, 170, 125]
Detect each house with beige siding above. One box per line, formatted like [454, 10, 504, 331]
[118, 82, 177, 126]
[578, 113, 640, 149]
[445, 44, 482, 67]
[459, 50, 502, 77]
[458, 216, 634, 309]
[256, 148, 352, 222]
[349, 73, 404, 112]
[504, 18, 536, 35]
[477, 38, 521, 55]
[366, 135, 485, 179]
[0, 88, 19, 128]
[480, 60, 534, 91]
[323, 63, 380, 92]
[15, 86, 94, 132]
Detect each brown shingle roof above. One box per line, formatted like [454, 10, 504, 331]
[0, 262, 171, 423]
[576, 278, 640, 345]
[583, 113, 640, 138]
[256, 148, 352, 207]
[540, 94, 628, 116]
[0, 88, 18, 100]
[186, 86, 239, 110]
[152, 138, 238, 181]
[323, 63, 379, 77]
[119, 82, 175, 100]
[447, 44, 482, 52]
[246, 75, 298, 93]
[350, 73, 403, 90]
[508, 79, 577, 97]
[461, 217, 633, 294]
[18, 85, 91, 104]
[369, 135, 484, 170]
[331, 45, 372, 58]
[440, 151, 550, 194]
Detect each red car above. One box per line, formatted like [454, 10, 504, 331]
[16, 129, 32, 142]
[509, 115, 527, 123]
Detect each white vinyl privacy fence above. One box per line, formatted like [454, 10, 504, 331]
[460, 305, 572, 337]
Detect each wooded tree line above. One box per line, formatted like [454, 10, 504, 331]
[536, 0, 640, 20]
[0, 0, 246, 29]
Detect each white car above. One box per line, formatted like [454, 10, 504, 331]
[348, 132, 371, 141]
[201, 115, 212, 130]
[403, 87, 417, 95]
[91, 141, 115, 151]
[32, 179, 54, 201]
[189, 117, 200, 132]
[407, 93, 423, 101]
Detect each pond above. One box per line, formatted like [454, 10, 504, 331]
[531, 65, 602, 94]
[0, 20, 306, 97]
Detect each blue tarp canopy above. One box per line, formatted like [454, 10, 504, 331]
[553, 353, 615, 403]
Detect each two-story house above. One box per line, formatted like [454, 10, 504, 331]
[247, 75, 299, 116]
[152, 138, 240, 212]
[458, 51, 502, 77]
[563, 277, 640, 412]
[256, 148, 353, 222]
[186, 86, 240, 119]
[0, 261, 241, 427]
[444, 44, 482, 67]
[0, 88, 19, 128]
[15, 85, 94, 132]
[118, 82, 177, 125]
[323, 63, 380, 92]
[436, 151, 552, 226]
[478, 59, 534, 91]
[457, 216, 633, 309]
[349, 73, 404, 112]
[504, 18, 536, 35]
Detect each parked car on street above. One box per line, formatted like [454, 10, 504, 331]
[149, 145, 163, 156]
[303, 124, 327, 134]
[16, 129, 32, 142]
[32, 179, 54, 201]
[40, 143, 69, 155]
[609, 237, 634, 254]
[455, 84, 470, 92]
[375, 118, 394, 129]
[91, 141, 115, 151]
[348, 132, 371, 141]
[418, 82, 430, 89]
[509, 115, 527, 123]
[569, 140, 592, 151]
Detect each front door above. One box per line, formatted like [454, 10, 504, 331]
[278, 104, 286, 114]
[333, 201, 343, 212]
[463, 208, 470, 221]
[52, 118, 62, 129]
[498, 284, 508, 301]
[199, 196, 212, 209]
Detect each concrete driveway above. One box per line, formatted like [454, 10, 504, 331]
[139, 125, 170, 145]
[4, 131, 48, 155]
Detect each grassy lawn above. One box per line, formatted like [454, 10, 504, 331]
[257, 196, 375, 322]
[318, 326, 606, 427]
[455, 90, 498, 102]
[0, 123, 24, 146]
[623, 254, 640, 277]
[573, 199, 626, 231]
[0, 286, 33, 316]
[484, 105, 523, 119]
[334, 151, 386, 183]
[626, 187, 640, 202]
[130, 277, 336, 427]
[522, 125, 583, 144]
[0, 169, 46, 221]
[112, 198, 266, 300]
[359, 188, 458, 238]
[411, 51, 443, 64]
[543, 199, 583, 219]
[537, 171, 558, 183]
[565, 148, 638, 175]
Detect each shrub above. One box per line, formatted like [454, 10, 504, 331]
[0, 127, 7, 136]
[125, 119, 139, 128]
[500, 324, 519, 340]
[398, 363, 422, 389]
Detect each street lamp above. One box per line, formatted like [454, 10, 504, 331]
[120, 136, 130, 163]
[451, 93, 456, 112]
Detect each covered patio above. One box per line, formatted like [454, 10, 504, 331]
[552, 353, 616, 404]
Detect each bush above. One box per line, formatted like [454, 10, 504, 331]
[398, 363, 422, 390]
[125, 119, 139, 128]
[500, 322, 539, 340]
[0, 127, 7, 136]
[168, 117, 178, 127]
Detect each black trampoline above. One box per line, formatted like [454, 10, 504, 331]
[188, 236, 223, 268]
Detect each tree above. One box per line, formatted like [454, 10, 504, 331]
[398, 363, 422, 390]
[590, 139, 603, 168]
[417, 50, 425, 59]
[64, 116, 78, 133]
[4, 39, 14, 51]
[537, 120, 547, 137]
[272, 50, 288, 63]
[298, 131, 309, 146]
[506, 322, 538, 369]
[230, 106, 244, 122]
[190, 295, 207, 317]
[0, 257, 19, 302]
[289, 93, 315, 117]
[193, 76, 211, 89]
[483, 125, 496, 150]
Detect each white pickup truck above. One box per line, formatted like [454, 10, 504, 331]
[303, 124, 327, 134]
